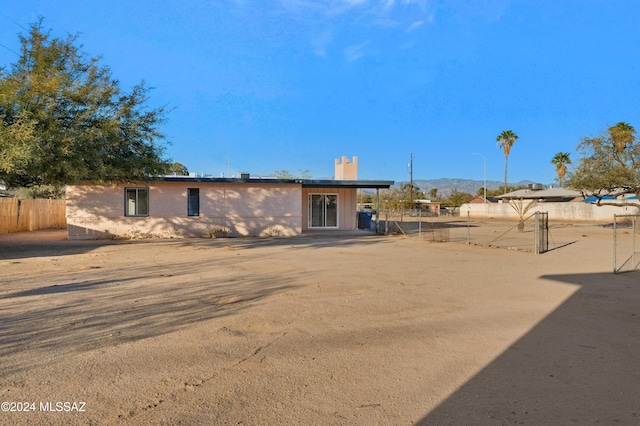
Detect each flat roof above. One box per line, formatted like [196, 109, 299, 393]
[496, 187, 582, 200]
[301, 179, 394, 189]
[161, 176, 394, 189]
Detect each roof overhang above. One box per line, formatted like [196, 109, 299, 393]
[301, 179, 394, 189]
[161, 177, 394, 189]
[162, 176, 297, 184]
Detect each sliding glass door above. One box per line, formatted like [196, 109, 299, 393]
[309, 194, 338, 228]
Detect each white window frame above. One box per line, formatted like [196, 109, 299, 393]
[125, 187, 149, 217]
[308, 193, 339, 228]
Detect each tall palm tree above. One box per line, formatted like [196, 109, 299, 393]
[496, 130, 519, 194]
[551, 152, 571, 187]
[609, 122, 636, 152]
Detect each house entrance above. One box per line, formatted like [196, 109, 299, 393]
[309, 194, 338, 228]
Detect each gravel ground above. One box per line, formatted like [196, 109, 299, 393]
[0, 223, 638, 425]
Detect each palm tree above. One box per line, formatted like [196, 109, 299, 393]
[496, 130, 519, 194]
[609, 122, 636, 152]
[551, 152, 571, 187]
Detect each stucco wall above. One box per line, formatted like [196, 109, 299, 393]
[66, 182, 303, 239]
[301, 187, 357, 231]
[461, 201, 640, 221]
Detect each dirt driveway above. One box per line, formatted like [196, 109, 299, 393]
[1, 225, 639, 425]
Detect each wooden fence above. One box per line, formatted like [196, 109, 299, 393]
[0, 198, 67, 233]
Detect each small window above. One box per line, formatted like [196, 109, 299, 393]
[187, 188, 200, 216]
[125, 188, 149, 216]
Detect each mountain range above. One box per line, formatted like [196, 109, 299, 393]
[396, 178, 539, 198]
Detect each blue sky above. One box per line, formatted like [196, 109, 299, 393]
[1, 1, 639, 185]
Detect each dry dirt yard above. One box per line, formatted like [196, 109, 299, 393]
[0, 223, 639, 425]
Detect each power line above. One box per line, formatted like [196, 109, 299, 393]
[0, 42, 20, 56]
[0, 12, 27, 57]
[0, 12, 29, 31]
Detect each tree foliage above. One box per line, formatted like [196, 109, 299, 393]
[443, 189, 474, 208]
[0, 21, 171, 188]
[168, 162, 189, 176]
[273, 169, 310, 179]
[496, 130, 519, 194]
[380, 183, 425, 210]
[428, 187, 438, 200]
[508, 198, 537, 231]
[567, 122, 640, 207]
[550, 152, 571, 187]
[479, 185, 528, 197]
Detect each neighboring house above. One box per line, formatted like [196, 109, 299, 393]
[495, 186, 582, 202]
[462, 185, 640, 221]
[66, 157, 393, 239]
[469, 196, 498, 204]
[414, 199, 442, 215]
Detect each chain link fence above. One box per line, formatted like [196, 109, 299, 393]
[372, 209, 551, 254]
[613, 214, 640, 273]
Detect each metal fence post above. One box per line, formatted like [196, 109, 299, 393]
[613, 214, 617, 273]
[375, 188, 380, 234]
[534, 212, 539, 254]
[385, 210, 388, 235]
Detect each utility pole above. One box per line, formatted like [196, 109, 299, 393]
[409, 153, 414, 210]
[473, 153, 487, 203]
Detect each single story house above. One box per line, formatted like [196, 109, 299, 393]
[462, 185, 640, 221]
[414, 199, 442, 215]
[66, 157, 394, 239]
[495, 187, 583, 202]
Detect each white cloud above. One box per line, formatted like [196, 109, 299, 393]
[248, 0, 438, 60]
[276, 0, 369, 17]
[406, 20, 423, 33]
[344, 40, 370, 61]
[312, 29, 334, 57]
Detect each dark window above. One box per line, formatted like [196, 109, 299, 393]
[125, 188, 149, 216]
[309, 193, 338, 227]
[188, 188, 200, 216]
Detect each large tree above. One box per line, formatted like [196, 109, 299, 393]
[567, 122, 640, 208]
[429, 187, 438, 200]
[0, 21, 171, 188]
[551, 152, 571, 187]
[496, 130, 519, 194]
[445, 188, 474, 208]
[168, 162, 189, 176]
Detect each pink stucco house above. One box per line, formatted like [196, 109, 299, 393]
[65, 157, 393, 239]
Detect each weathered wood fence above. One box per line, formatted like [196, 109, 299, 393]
[0, 198, 67, 233]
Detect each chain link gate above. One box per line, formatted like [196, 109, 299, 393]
[613, 214, 640, 273]
[534, 212, 549, 254]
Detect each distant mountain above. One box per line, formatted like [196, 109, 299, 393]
[396, 178, 539, 198]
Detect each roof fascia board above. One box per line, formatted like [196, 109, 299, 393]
[160, 177, 394, 188]
[302, 179, 394, 189]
